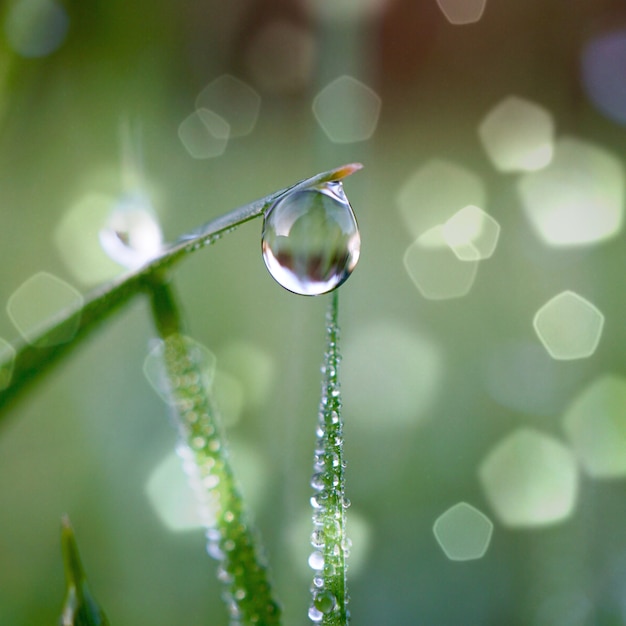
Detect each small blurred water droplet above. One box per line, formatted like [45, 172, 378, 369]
[308, 551, 325, 571]
[310, 529, 325, 548]
[308, 605, 324, 623]
[311, 473, 325, 491]
[261, 181, 360, 295]
[99, 192, 163, 269]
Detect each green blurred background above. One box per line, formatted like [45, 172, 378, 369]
[2, 0, 626, 624]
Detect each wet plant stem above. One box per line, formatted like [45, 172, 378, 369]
[309, 290, 350, 625]
[147, 274, 281, 625]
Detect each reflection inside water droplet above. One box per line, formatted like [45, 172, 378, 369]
[261, 181, 360, 295]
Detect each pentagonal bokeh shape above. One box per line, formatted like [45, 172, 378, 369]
[563, 375, 626, 478]
[397, 159, 486, 238]
[178, 109, 230, 159]
[478, 95, 555, 172]
[533, 291, 604, 360]
[436, 0, 487, 25]
[479, 428, 579, 527]
[442, 205, 500, 261]
[0, 338, 16, 391]
[517, 136, 624, 246]
[312, 75, 381, 144]
[195, 74, 261, 137]
[7, 272, 83, 347]
[404, 226, 479, 300]
[433, 502, 493, 561]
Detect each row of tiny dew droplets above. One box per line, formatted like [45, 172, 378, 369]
[162, 333, 281, 626]
[309, 290, 351, 625]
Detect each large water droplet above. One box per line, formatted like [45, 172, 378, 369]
[261, 181, 360, 296]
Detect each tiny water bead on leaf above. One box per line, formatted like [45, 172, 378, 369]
[99, 192, 164, 270]
[261, 181, 360, 296]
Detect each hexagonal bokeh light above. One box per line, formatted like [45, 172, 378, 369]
[433, 502, 493, 561]
[147, 441, 269, 532]
[517, 136, 625, 246]
[436, 0, 487, 25]
[4, 0, 69, 58]
[312, 75, 381, 144]
[178, 109, 230, 159]
[533, 291, 604, 361]
[0, 338, 16, 391]
[146, 450, 205, 532]
[479, 428, 579, 527]
[195, 74, 261, 138]
[7, 272, 83, 347]
[581, 29, 626, 127]
[217, 340, 276, 410]
[563, 375, 626, 478]
[404, 226, 479, 300]
[478, 96, 555, 172]
[397, 159, 486, 238]
[341, 321, 442, 429]
[442, 205, 500, 261]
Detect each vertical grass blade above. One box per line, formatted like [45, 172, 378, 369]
[308, 290, 350, 625]
[148, 277, 281, 626]
[60, 516, 110, 626]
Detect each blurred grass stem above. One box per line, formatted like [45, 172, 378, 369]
[147, 275, 282, 625]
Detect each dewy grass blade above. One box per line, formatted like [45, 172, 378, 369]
[0, 164, 362, 421]
[308, 290, 350, 625]
[148, 277, 281, 626]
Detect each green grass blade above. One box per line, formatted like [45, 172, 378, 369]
[0, 164, 362, 422]
[60, 516, 110, 626]
[148, 277, 282, 625]
[308, 290, 350, 625]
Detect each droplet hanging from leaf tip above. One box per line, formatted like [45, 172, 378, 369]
[261, 181, 360, 296]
